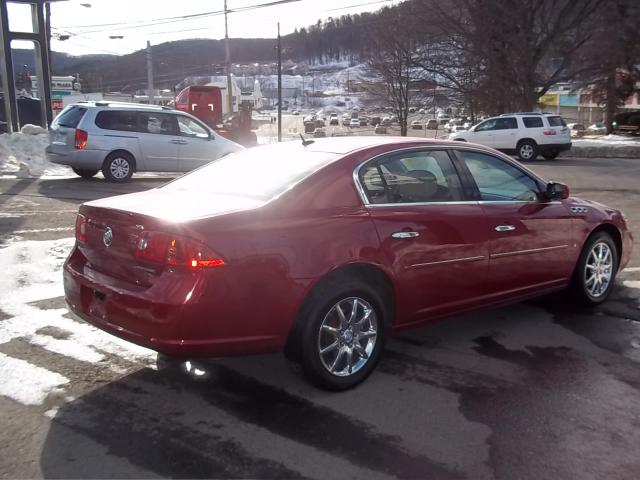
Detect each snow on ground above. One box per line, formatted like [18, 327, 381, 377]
[573, 134, 640, 147]
[0, 238, 155, 406]
[0, 126, 70, 178]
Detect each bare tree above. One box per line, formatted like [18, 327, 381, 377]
[362, 8, 421, 136]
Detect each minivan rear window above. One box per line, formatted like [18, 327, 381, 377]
[95, 110, 138, 132]
[547, 116, 566, 127]
[55, 106, 87, 128]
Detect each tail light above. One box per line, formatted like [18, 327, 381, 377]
[75, 129, 88, 149]
[135, 231, 225, 269]
[543, 129, 557, 136]
[75, 214, 87, 242]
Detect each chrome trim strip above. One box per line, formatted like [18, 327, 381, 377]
[490, 244, 569, 259]
[407, 255, 486, 269]
[366, 201, 480, 208]
[479, 200, 562, 205]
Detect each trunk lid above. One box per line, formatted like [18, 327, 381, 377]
[49, 105, 88, 154]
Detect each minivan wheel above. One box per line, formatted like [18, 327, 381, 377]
[517, 140, 538, 161]
[300, 277, 388, 390]
[102, 152, 134, 182]
[72, 167, 99, 178]
[569, 232, 619, 307]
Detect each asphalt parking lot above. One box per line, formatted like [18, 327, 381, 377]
[1, 153, 640, 479]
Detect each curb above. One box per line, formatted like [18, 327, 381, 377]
[563, 145, 640, 159]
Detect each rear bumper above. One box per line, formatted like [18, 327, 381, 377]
[63, 245, 284, 358]
[539, 142, 572, 153]
[46, 146, 105, 169]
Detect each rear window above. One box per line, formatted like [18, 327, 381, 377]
[547, 116, 566, 127]
[523, 117, 543, 128]
[54, 106, 87, 128]
[162, 143, 339, 201]
[95, 110, 138, 132]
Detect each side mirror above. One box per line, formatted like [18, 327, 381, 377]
[545, 181, 570, 200]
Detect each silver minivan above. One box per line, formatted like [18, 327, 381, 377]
[46, 102, 243, 182]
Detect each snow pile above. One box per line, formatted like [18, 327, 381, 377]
[0, 126, 69, 177]
[573, 134, 640, 147]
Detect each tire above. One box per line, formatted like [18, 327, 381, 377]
[569, 231, 619, 307]
[155, 353, 185, 373]
[72, 167, 99, 178]
[517, 140, 538, 161]
[102, 151, 135, 182]
[542, 150, 559, 160]
[299, 276, 388, 390]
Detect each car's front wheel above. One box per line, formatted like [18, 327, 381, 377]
[72, 167, 99, 179]
[300, 278, 388, 390]
[517, 140, 538, 161]
[570, 231, 619, 306]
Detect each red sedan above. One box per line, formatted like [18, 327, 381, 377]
[64, 137, 633, 390]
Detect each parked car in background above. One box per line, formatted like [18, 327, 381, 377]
[349, 118, 361, 128]
[360, 117, 369, 126]
[425, 119, 439, 130]
[329, 114, 339, 126]
[587, 122, 607, 135]
[46, 102, 242, 182]
[381, 117, 392, 126]
[370, 116, 382, 126]
[292, 110, 300, 115]
[411, 120, 424, 130]
[374, 125, 387, 134]
[450, 125, 467, 134]
[449, 112, 571, 161]
[64, 137, 632, 390]
[567, 123, 586, 138]
[612, 111, 640, 135]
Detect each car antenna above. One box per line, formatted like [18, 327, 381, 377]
[300, 133, 315, 147]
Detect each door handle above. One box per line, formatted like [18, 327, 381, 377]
[391, 231, 420, 239]
[494, 224, 516, 232]
[170, 139, 188, 144]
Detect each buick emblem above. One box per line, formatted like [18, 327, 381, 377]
[103, 227, 113, 247]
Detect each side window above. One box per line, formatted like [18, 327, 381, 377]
[359, 150, 464, 204]
[177, 116, 210, 138]
[495, 117, 518, 129]
[138, 112, 178, 135]
[475, 119, 497, 132]
[95, 110, 137, 132]
[523, 117, 543, 128]
[460, 151, 540, 202]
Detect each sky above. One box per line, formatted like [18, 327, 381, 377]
[7, 0, 399, 57]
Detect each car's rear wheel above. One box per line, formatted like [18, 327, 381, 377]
[542, 150, 560, 160]
[517, 140, 538, 161]
[102, 151, 134, 182]
[300, 277, 388, 390]
[570, 231, 619, 306]
[72, 167, 99, 178]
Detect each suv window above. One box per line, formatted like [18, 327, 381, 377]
[523, 116, 543, 128]
[459, 150, 540, 202]
[95, 110, 138, 132]
[359, 150, 463, 204]
[547, 116, 566, 127]
[177, 116, 210, 138]
[55, 106, 87, 128]
[496, 117, 518, 129]
[139, 112, 179, 135]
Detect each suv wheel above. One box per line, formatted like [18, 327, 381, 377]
[517, 140, 538, 161]
[72, 167, 99, 179]
[102, 152, 134, 182]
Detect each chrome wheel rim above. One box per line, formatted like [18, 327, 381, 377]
[584, 241, 613, 298]
[520, 144, 534, 159]
[318, 297, 378, 377]
[110, 158, 130, 179]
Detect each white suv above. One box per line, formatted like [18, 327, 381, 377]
[449, 113, 571, 161]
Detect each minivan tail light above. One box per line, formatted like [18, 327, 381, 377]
[135, 232, 226, 269]
[75, 129, 88, 149]
[75, 214, 87, 242]
[543, 129, 557, 136]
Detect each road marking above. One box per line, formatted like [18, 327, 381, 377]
[13, 227, 75, 234]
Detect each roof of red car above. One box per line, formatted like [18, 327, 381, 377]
[302, 136, 459, 155]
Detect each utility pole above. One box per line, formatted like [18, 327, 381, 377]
[277, 22, 282, 142]
[224, 0, 233, 117]
[146, 40, 154, 103]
